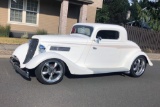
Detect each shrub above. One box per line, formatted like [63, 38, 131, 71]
[0, 24, 11, 37]
[36, 29, 47, 35]
[21, 32, 29, 39]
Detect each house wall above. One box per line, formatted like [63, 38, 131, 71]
[39, 0, 60, 34]
[0, 0, 8, 26]
[0, 0, 102, 36]
[0, 0, 61, 35]
[90, 0, 103, 8]
[66, 4, 80, 34]
[87, 6, 97, 23]
[86, 0, 103, 23]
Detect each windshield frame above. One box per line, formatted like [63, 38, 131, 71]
[71, 25, 94, 37]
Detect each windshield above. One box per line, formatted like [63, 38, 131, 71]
[71, 25, 93, 37]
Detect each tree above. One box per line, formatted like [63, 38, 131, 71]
[130, 0, 160, 31]
[96, 4, 109, 23]
[96, 0, 130, 24]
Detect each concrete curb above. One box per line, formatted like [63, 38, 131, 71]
[0, 55, 11, 59]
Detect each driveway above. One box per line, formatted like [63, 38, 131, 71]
[0, 58, 160, 107]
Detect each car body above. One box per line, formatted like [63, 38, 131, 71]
[10, 23, 153, 84]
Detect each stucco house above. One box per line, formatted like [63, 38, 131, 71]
[0, 0, 103, 37]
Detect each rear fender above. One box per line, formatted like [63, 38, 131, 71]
[124, 51, 153, 70]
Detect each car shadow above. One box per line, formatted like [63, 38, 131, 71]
[65, 69, 128, 79]
[28, 68, 129, 80]
[29, 69, 36, 77]
[14, 69, 31, 81]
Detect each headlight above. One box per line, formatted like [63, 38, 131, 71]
[39, 44, 46, 53]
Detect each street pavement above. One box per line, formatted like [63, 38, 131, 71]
[0, 58, 160, 107]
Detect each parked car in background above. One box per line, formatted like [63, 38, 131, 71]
[10, 23, 153, 84]
[126, 20, 151, 29]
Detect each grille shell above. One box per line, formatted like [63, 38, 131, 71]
[23, 39, 39, 64]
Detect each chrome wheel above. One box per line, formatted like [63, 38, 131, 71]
[130, 56, 147, 77]
[133, 58, 146, 76]
[41, 61, 63, 83]
[35, 59, 65, 84]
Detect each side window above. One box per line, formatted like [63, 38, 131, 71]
[96, 30, 119, 40]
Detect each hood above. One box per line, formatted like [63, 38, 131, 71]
[32, 34, 90, 44]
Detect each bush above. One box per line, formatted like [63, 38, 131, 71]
[21, 32, 29, 39]
[0, 24, 11, 37]
[36, 29, 47, 35]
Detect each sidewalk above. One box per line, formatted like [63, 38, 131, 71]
[0, 44, 160, 60]
[0, 44, 19, 58]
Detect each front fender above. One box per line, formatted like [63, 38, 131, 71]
[12, 43, 29, 68]
[124, 51, 153, 70]
[25, 52, 68, 69]
[25, 52, 94, 75]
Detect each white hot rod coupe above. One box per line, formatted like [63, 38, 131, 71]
[10, 23, 153, 84]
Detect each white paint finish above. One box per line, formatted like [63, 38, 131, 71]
[124, 51, 153, 70]
[73, 23, 128, 41]
[42, 42, 87, 63]
[34, 34, 91, 63]
[85, 41, 120, 69]
[33, 34, 90, 44]
[25, 52, 94, 75]
[12, 43, 29, 68]
[12, 23, 153, 75]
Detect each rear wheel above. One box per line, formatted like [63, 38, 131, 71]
[35, 59, 65, 84]
[130, 56, 147, 77]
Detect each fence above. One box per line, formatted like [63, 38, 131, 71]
[123, 25, 160, 53]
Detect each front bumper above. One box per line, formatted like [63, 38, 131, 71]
[10, 56, 30, 79]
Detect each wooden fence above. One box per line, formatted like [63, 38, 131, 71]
[123, 25, 160, 53]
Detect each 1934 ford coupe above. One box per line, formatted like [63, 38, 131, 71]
[10, 23, 153, 84]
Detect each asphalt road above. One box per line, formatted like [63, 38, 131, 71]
[0, 58, 160, 107]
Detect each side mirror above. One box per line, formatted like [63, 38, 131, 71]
[94, 37, 102, 43]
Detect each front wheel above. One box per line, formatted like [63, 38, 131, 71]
[130, 56, 147, 77]
[35, 59, 65, 84]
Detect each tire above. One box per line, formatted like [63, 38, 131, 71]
[35, 59, 65, 84]
[130, 56, 147, 77]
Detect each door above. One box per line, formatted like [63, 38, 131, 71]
[85, 30, 121, 72]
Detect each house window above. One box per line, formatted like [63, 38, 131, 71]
[26, 0, 38, 24]
[9, 0, 39, 24]
[10, 0, 23, 22]
[96, 30, 119, 40]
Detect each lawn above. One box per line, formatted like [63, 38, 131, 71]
[0, 37, 29, 45]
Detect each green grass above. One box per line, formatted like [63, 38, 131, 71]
[0, 37, 29, 45]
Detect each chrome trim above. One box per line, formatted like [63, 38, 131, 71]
[50, 46, 70, 51]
